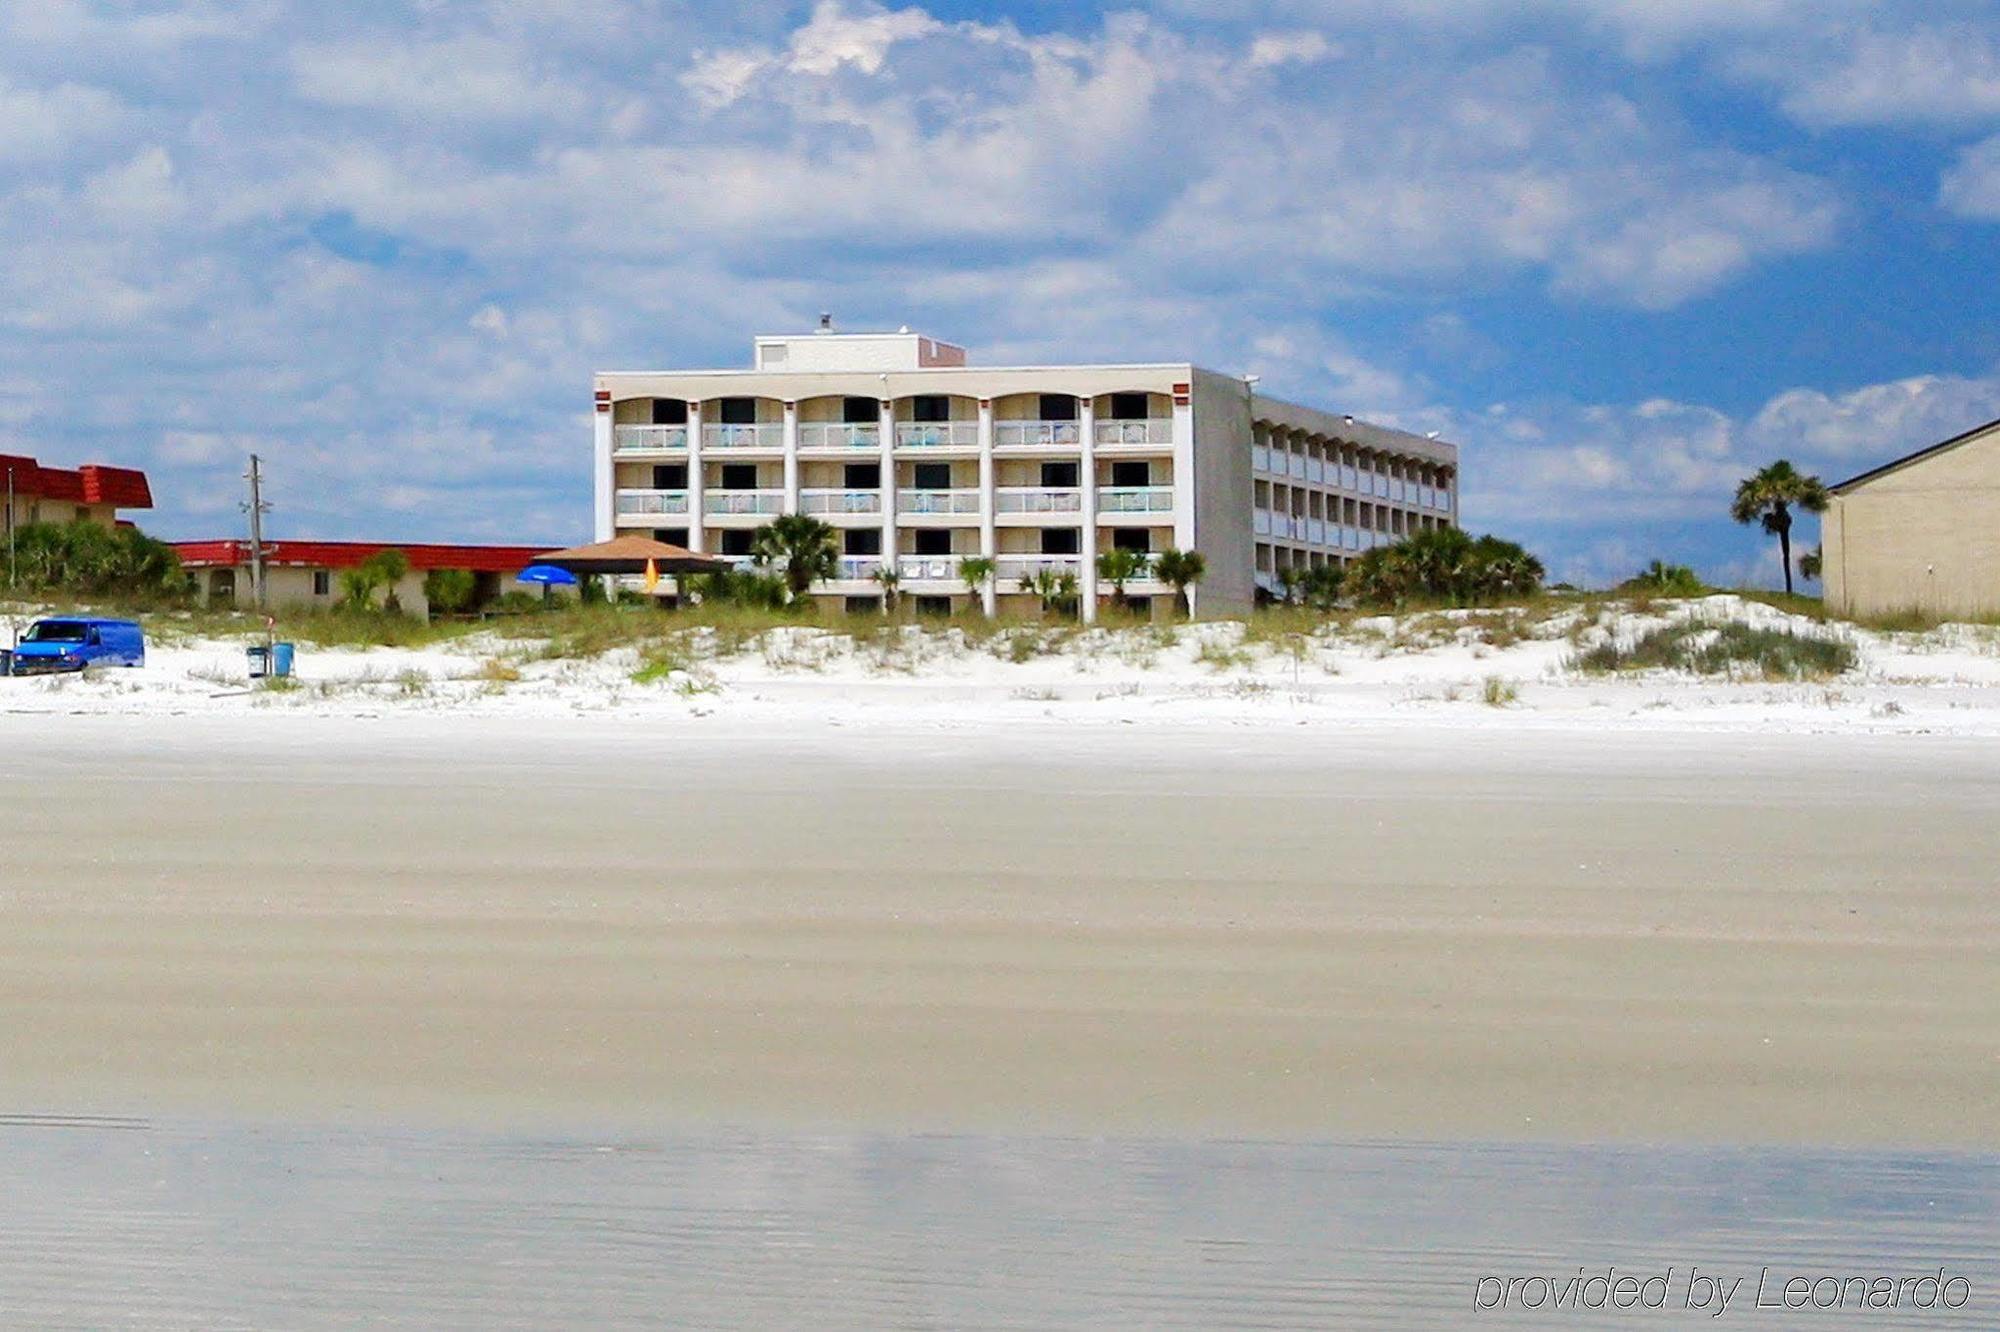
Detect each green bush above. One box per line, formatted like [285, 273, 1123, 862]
[1618, 560, 1705, 597]
[6, 521, 189, 600]
[423, 567, 478, 615]
[1346, 528, 1544, 609]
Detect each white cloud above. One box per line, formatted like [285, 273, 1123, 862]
[786, 0, 941, 76]
[1247, 31, 1335, 68]
[1741, 23, 2000, 128]
[291, 35, 572, 121]
[1940, 133, 2000, 219]
[0, 76, 125, 165]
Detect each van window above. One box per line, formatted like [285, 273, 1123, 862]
[23, 621, 88, 643]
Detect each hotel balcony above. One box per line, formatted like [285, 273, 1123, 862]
[703, 489, 785, 521]
[798, 422, 879, 453]
[993, 420, 1082, 453]
[1092, 418, 1172, 452]
[995, 486, 1082, 519]
[614, 488, 691, 524]
[896, 488, 981, 519]
[1097, 486, 1175, 522]
[895, 555, 963, 584]
[701, 423, 784, 452]
[894, 421, 980, 453]
[994, 554, 1083, 587]
[799, 488, 883, 517]
[613, 425, 688, 455]
[833, 556, 885, 583]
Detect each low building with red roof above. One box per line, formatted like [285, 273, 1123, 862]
[172, 539, 556, 617]
[1, 453, 154, 532]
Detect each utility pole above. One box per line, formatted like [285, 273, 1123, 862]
[243, 454, 271, 609]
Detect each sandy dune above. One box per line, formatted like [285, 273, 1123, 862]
[0, 711, 1994, 1146]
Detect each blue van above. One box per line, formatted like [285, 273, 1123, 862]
[9, 617, 146, 675]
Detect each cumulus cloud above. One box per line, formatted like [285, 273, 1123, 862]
[1940, 133, 2000, 218]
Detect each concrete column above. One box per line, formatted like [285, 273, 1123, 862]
[782, 400, 800, 514]
[879, 398, 897, 580]
[592, 392, 615, 542]
[1171, 390, 1195, 553]
[1078, 395, 1097, 624]
[686, 400, 705, 553]
[977, 398, 996, 617]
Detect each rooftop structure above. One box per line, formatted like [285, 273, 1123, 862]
[1, 453, 153, 532]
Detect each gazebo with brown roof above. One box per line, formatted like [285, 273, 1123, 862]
[534, 535, 727, 577]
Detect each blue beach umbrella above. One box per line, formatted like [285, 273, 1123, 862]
[516, 564, 579, 586]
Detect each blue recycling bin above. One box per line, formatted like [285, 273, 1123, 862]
[272, 642, 295, 678]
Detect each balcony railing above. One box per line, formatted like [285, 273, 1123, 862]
[995, 555, 1083, 582]
[896, 555, 962, 581]
[614, 489, 690, 517]
[798, 422, 879, 450]
[800, 488, 883, 515]
[995, 487, 1081, 515]
[993, 420, 1081, 450]
[895, 422, 979, 449]
[1097, 486, 1173, 513]
[614, 425, 688, 453]
[836, 556, 884, 581]
[1093, 418, 1171, 447]
[897, 488, 980, 515]
[702, 423, 783, 450]
[703, 489, 784, 516]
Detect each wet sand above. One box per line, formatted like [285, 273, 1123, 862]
[1, 713, 1995, 1145]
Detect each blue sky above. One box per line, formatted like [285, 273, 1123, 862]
[5, 1, 2000, 587]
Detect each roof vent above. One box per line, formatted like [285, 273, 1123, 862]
[817, 312, 833, 333]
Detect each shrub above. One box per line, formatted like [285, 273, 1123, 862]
[1576, 620, 1855, 679]
[1618, 560, 1705, 597]
[1346, 528, 1544, 608]
[423, 567, 478, 615]
[6, 521, 189, 600]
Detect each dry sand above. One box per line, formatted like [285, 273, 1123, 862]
[0, 711, 1994, 1146]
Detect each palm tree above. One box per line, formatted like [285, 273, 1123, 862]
[1300, 562, 1343, 611]
[1275, 565, 1306, 606]
[1095, 547, 1147, 612]
[1153, 548, 1205, 619]
[1731, 460, 1828, 596]
[956, 555, 996, 615]
[751, 513, 839, 602]
[1024, 566, 1078, 617]
[1798, 546, 1823, 583]
[870, 563, 901, 613]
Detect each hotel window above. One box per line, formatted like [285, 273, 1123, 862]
[1039, 528, 1080, 555]
[912, 462, 952, 490]
[1109, 461, 1150, 487]
[914, 596, 953, 616]
[653, 528, 689, 548]
[1108, 392, 1148, 420]
[845, 529, 881, 555]
[650, 399, 688, 425]
[652, 464, 687, 489]
[312, 570, 331, 596]
[844, 462, 881, 489]
[718, 397, 758, 425]
[914, 528, 952, 556]
[1038, 394, 1078, 421]
[1040, 460, 1079, 488]
[842, 397, 878, 424]
[1112, 528, 1150, 552]
[720, 529, 753, 556]
[719, 463, 758, 490]
[911, 395, 950, 423]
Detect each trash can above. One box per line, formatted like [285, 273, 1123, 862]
[247, 645, 270, 679]
[0, 649, 11, 678]
[272, 642, 295, 678]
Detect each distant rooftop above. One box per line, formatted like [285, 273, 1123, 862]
[752, 325, 967, 373]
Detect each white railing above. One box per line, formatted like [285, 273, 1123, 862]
[996, 555, 1083, 582]
[895, 422, 979, 449]
[995, 487, 1081, 514]
[614, 489, 690, 517]
[1097, 486, 1173, 513]
[836, 556, 884, 581]
[702, 423, 783, 450]
[613, 424, 688, 452]
[896, 488, 980, 515]
[798, 422, 879, 450]
[1254, 509, 1272, 535]
[896, 555, 961, 581]
[1093, 418, 1171, 447]
[800, 488, 883, 515]
[703, 489, 784, 516]
[1288, 455, 1306, 480]
[993, 420, 1081, 449]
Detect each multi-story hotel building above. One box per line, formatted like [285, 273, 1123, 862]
[593, 329, 1459, 618]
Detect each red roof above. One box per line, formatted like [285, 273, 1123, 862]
[0, 454, 153, 510]
[171, 540, 553, 575]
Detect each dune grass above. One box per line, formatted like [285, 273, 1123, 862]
[1575, 620, 1856, 680]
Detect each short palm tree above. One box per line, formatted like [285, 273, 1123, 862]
[1731, 460, 1828, 596]
[751, 513, 839, 602]
[1024, 566, 1079, 617]
[1276, 565, 1306, 606]
[1798, 545, 1823, 583]
[956, 555, 996, 614]
[870, 563, 901, 613]
[1153, 548, 1205, 619]
[1095, 547, 1148, 611]
[1300, 562, 1343, 611]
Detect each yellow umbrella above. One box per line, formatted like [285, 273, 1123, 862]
[643, 557, 660, 592]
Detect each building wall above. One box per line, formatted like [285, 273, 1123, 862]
[4, 499, 120, 529]
[1825, 427, 2000, 619]
[1190, 368, 1257, 616]
[197, 565, 434, 617]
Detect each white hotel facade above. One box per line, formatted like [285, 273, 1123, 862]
[593, 330, 1459, 619]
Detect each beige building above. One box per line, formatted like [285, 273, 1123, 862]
[1, 453, 153, 533]
[594, 329, 1460, 619]
[1822, 415, 2000, 619]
